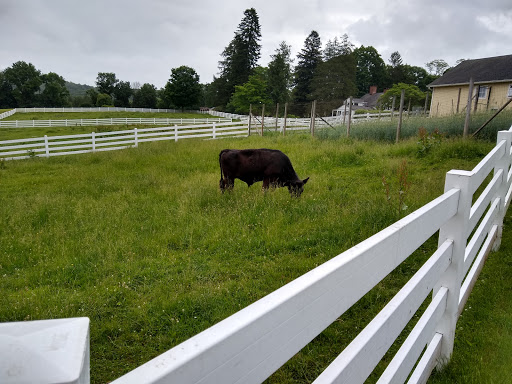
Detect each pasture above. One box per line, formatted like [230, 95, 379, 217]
[0, 131, 507, 383]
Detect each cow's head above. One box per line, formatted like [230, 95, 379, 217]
[287, 177, 309, 197]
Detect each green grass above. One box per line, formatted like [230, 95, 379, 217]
[0, 132, 507, 383]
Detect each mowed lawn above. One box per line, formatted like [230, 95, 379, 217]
[0, 132, 507, 383]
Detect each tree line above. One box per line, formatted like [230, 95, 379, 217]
[0, 7, 459, 114]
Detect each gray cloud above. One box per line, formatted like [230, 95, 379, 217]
[1, 0, 511, 88]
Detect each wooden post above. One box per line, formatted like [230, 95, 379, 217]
[283, 102, 288, 136]
[456, 88, 461, 114]
[92, 132, 96, 152]
[493, 130, 512, 250]
[424, 91, 429, 116]
[391, 96, 396, 120]
[310, 100, 317, 137]
[463, 78, 474, 138]
[275, 103, 279, 131]
[44, 135, 50, 157]
[343, 100, 347, 125]
[248, 104, 252, 136]
[396, 89, 405, 143]
[435, 170, 472, 368]
[347, 96, 353, 137]
[261, 104, 265, 136]
[474, 85, 480, 113]
[134, 128, 138, 147]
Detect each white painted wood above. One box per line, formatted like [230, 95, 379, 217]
[407, 332, 443, 384]
[312, 241, 452, 384]
[459, 225, 498, 317]
[493, 131, 512, 249]
[469, 140, 506, 194]
[434, 170, 472, 367]
[0, 318, 90, 384]
[464, 197, 499, 276]
[112, 191, 459, 384]
[468, 170, 501, 236]
[377, 288, 448, 384]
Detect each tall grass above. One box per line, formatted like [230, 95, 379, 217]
[0, 133, 501, 383]
[318, 110, 512, 142]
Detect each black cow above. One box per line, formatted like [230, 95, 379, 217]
[219, 148, 309, 197]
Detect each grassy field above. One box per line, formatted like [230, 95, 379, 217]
[0, 128, 509, 383]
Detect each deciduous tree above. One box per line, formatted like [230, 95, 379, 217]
[40, 72, 69, 107]
[353, 46, 387, 97]
[132, 83, 157, 109]
[227, 67, 271, 114]
[164, 66, 201, 110]
[377, 83, 425, 109]
[3, 61, 42, 107]
[96, 72, 118, 97]
[113, 81, 132, 107]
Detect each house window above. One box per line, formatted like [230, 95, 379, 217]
[478, 86, 488, 99]
[508, 84, 512, 98]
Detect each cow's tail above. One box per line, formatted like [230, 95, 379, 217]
[219, 149, 227, 191]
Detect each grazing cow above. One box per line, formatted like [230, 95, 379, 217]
[219, 148, 309, 197]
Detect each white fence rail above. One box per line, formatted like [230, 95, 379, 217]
[0, 109, 16, 120]
[13, 107, 181, 113]
[0, 122, 248, 160]
[0, 117, 232, 129]
[2, 125, 512, 384]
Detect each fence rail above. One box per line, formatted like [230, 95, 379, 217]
[13, 107, 181, 113]
[1, 124, 511, 384]
[0, 109, 16, 120]
[0, 117, 232, 128]
[0, 122, 248, 160]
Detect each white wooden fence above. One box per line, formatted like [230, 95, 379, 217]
[14, 107, 180, 113]
[0, 117, 232, 129]
[0, 122, 248, 160]
[1, 125, 512, 384]
[0, 109, 16, 120]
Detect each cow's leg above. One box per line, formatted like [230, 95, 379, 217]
[220, 176, 234, 193]
[262, 178, 270, 191]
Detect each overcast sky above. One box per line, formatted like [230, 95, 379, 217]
[1, 0, 511, 89]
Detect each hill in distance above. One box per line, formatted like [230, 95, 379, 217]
[65, 81, 94, 97]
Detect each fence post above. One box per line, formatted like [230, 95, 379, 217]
[275, 103, 279, 131]
[492, 130, 512, 250]
[347, 97, 353, 137]
[283, 102, 288, 136]
[213, 123, 217, 139]
[248, 104, 252, 136]
[463, 78, 474, 138]
[134, 128, 138, 148]
[434, 170, 473, 368]
[396, 89, 405, 143]
[92, 132, 96, 152]
[44, 135, 50, 157]
[175, 125, 178, 142]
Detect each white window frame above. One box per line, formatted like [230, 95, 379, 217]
[477, 86, 488, 99]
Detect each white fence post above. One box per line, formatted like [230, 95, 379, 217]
[492, 130, 512, 250]
[212, 123, 216, 139]
[174, 125, 178, 142]
[133, 128, 138, 148]
[434, 170, 473, 367]
[44, 135, 50, 157]
[92, 132, 96, 152]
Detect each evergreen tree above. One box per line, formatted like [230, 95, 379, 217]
[293, 30, 322, 103]
[388, 51, 407, 85]
[217, 8, 261, 105]
[267, 41, 293, 105]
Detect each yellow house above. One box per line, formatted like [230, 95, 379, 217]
[428, 55, 512, 117]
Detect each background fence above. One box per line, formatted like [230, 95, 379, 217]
[2, 125, 510, 384]
[0, 121, 248, 160]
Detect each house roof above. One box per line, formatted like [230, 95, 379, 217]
[429, 54, 512, 88]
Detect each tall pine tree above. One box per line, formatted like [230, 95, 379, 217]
[293, 31, 322, 104]
[267, 41, 293, 105]
[216, 8, 261, 107]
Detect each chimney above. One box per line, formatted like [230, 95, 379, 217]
[369, 85, 377, 95]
